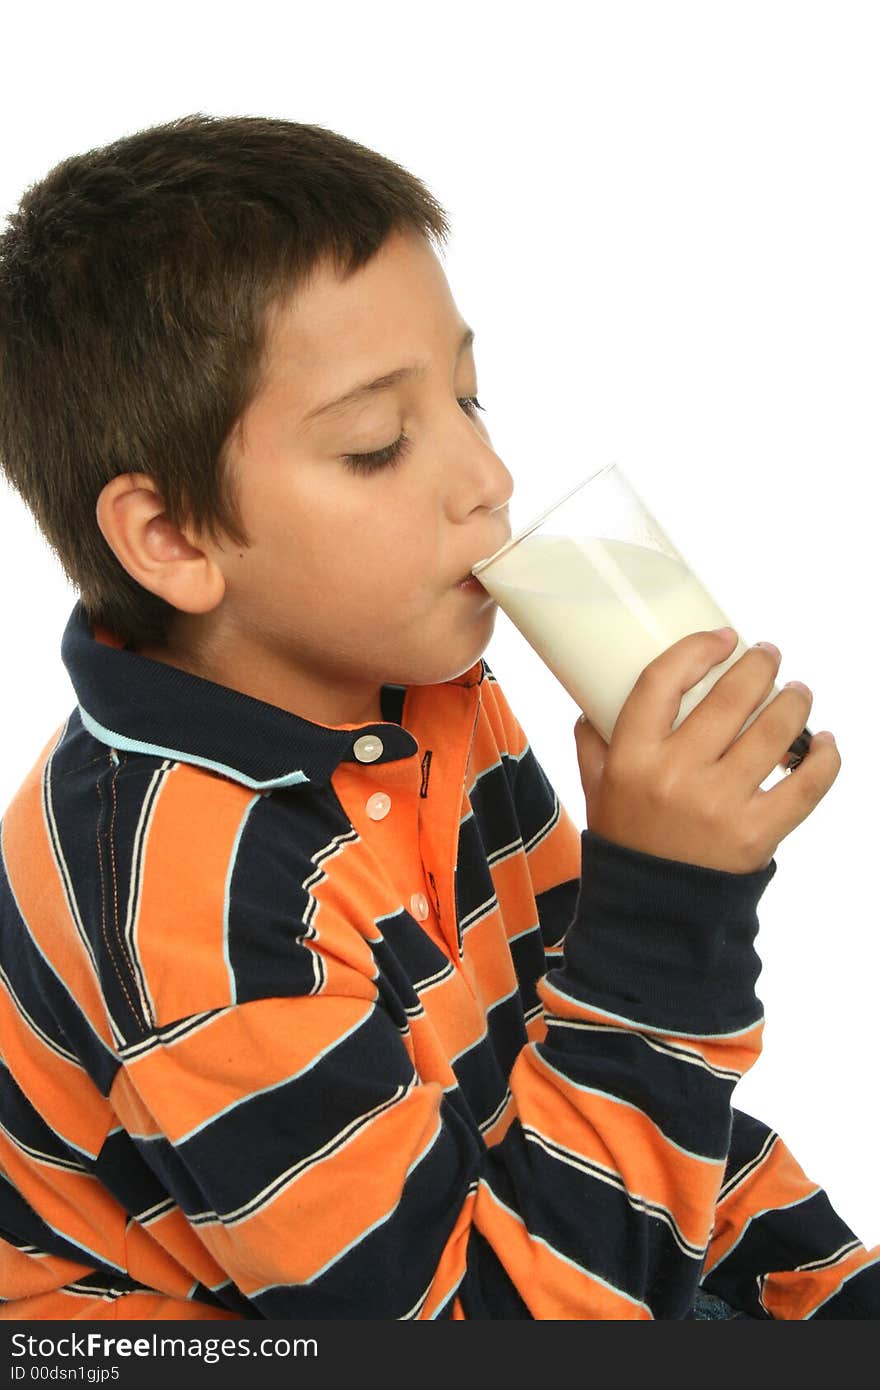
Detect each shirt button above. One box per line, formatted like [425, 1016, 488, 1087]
[353, 734, 384, 764]
[366, 792, 392, 821]
[410, 893, 430, 922]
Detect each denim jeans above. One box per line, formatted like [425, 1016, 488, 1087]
[687, 1291, 751, 1320]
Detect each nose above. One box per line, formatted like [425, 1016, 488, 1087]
[487, 458, 514, 538]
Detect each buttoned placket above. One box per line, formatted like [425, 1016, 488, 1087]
[346, 733, 436, 939]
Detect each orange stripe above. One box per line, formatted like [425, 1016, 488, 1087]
[0, 1130, 124, 1269]
[406, 1013, 459, 1088]
[514, 1045, 722, 1250]
[0, 1289, 241, 1320]
[1, 758, 115, 1047]
[109, 1292, 242, 1319]
[762, 1246, 880, 1319]
[525, 806, 583, 899]
[475, 1180, 651, 1318]
[135, 767, 252, 1023]
[417, 1189, 476, 1318]
[122, 1220, 203, 1301]
[115, 995, 379, 1143]
[461, 910, 519, 1016]
[489, 852, 542, 942]
[307, 830, 405, 991]
[0, 977, 112, 1156]
[137, 1206, 229, 1290]
[417, 967, 486, 1065]
[0, 1237, 92, 1300]
[475, 674, 583, 897]
[705, 1137, 818, 1272]
[197, 1083, 446, 1291]
[538, 974, 763, 1076]
[526, 1011, 547, 1046]
[475, 677, 528, 763]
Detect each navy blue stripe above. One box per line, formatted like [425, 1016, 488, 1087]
[226, 791, 355, 1005]
[557, 831, 770, 1035]
[93, 1127, 174, 1221]
[703, 1189, 860, 1316]
[137, 1009, 416, 1221]
[810, 1261, 880, 1318]
[0, 851, 119, 1095]
[253, 1093, 483, 1318]
[0, 1061, 92, 1169]
[485, 1118, 701, 1316]
[538, 1022, 735, 1160]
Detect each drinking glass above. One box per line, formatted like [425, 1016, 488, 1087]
[471, 462, 812, 769]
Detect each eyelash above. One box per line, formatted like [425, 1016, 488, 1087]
[342, 396, 486, 474]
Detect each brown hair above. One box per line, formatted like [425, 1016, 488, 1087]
[0, 113, 450, 648]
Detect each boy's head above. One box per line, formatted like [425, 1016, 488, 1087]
[0, 114, 512, 722]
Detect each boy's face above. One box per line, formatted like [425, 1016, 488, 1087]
[160, 227, 513, 725]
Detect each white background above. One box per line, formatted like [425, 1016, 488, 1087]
[1, 2, 877, 1247]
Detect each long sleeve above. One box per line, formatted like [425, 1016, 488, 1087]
[486, 675, 880, 1320]
[700, 1106, 880, 1317]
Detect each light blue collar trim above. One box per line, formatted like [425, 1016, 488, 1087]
[77, 704, 311, 791]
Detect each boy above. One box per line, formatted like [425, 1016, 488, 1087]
[0, 113, 876, 1321]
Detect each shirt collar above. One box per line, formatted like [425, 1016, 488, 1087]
[60, 601, 486, 791]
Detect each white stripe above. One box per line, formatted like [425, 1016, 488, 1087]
[523, 797, 560, 854]
[795, 1238, 862, 1274]
[42, 716, 101, 981]
[718, 1130, 777, 1203]
[704, 1189, 819, 1275]
[478, 1178, 653, 1315]
[524, 1125, 704, 1259]
[0, 960, 79, 1064]
[242, 1087, 437, 1286]
[549, 1017, 741, 1082]
[193, 1079, 415, 1226]
[544, 977, 764, 1042]
[0, 832, 119, 1065]
[803, 1252, 880, 1318]
[126, 762, 174, 1026]
[532, 1048, 725, 1166]
[221, 792, 263, 1005]
[143, 1006, 378, 1148]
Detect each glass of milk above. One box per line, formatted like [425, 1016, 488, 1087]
[471, 462, 812, 770]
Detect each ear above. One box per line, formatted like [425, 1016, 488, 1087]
[95, 473, 226, 615]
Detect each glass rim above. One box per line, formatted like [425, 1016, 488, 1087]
[471, 460, 618, 576]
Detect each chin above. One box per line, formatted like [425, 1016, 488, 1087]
[412, 607, 498, 687]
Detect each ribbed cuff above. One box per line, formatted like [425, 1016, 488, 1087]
[555, 829, 777, 1036]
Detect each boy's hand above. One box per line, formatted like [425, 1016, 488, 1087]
[574, 628, 841, 874]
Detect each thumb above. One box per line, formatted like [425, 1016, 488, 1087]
[574, 713, 607, 799]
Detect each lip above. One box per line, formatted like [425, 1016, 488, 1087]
[462, 534, 512, 587]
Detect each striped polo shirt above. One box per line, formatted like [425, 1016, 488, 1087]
[0, 602, 877, 1319]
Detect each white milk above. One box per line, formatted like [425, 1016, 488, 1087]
[480, 533, 780, 745]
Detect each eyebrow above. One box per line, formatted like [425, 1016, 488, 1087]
[302, 324, 475, 425]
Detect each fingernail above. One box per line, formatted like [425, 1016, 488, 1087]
[754, 641, 781, 658]
[783, 680, 811, 697]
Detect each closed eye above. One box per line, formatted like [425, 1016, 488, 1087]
[342, 396, 486, 475]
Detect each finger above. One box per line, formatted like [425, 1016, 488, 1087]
[670, 642, 781, 761]
[750, 730, 841, 842]
[721, 682, 814, 787]
[574, 713, 608, 798]
[613, 627, 739, 749]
